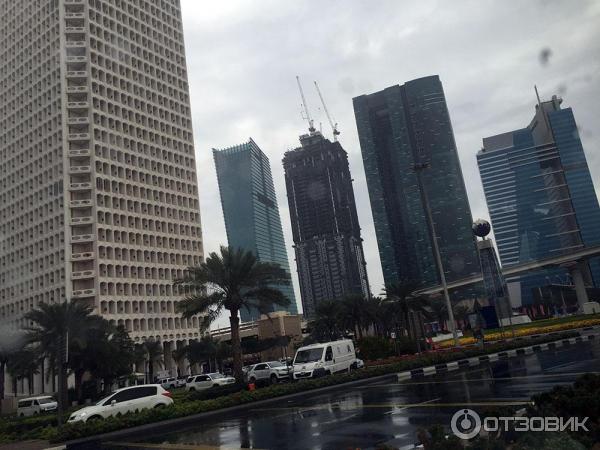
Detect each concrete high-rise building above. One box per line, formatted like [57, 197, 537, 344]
[283, 132, 370, 318]
[353, 75, 480, 290]
[213, 139, 298, 322]
[0, 0, 204, 382]
[477, 94, 600, 307]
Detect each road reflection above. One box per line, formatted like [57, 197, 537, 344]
[106, 339, 600, 450]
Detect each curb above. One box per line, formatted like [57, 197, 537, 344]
[396, 333, 597, 381]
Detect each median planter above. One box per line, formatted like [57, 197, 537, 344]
[0, 330, 582, 445]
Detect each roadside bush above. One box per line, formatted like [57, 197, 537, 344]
[186, 382, 248, 401]
[2, 330, 577, 444]
[357, 336, 396, 360]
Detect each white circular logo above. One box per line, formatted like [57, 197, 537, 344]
[451, 409, 481, 440]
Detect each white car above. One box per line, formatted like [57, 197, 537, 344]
[293, 339, 356, 379]
[355, 358, 364, 369]
[158, 377, 177, 389]
[17, 396, 57, 417]
[245, 361, 292, 384]
[67, 384, 173, 423]
[185, 373, 236, 391]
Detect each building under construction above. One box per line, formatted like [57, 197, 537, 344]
[283, 132, 370, 318]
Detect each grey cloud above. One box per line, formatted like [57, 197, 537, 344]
[180, 0, 600, 322]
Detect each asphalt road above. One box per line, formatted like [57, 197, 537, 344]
[106, 337, 600, 450]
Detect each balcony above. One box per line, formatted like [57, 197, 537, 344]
[71, 288, 96, 299]
[69, 165, 91, 175]
[71, 269, 95, 280]
[69, 182, 92, 191]
[71, 250, 94, 260]
[68, 148, 90, 157]
[71, 234, 94, 244]
[71, 217, 93, 225]
[70, 199, 92, 208]
[67, 133, 90, 141]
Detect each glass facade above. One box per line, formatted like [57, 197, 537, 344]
[213, 139, 298, 322]
[282, 133, 370, 318]
[477, 96, 600, 306]
[352, 75, 481, 289]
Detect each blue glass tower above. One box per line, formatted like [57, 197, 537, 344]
[213, 139, 298, 321]
[477, 95, 600, 307]
[353, 75, 481, 290]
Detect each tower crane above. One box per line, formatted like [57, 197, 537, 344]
[314, 80, 340, 141]
[296, 76, 316, 134]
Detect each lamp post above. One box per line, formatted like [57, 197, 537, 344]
[413, 163, 459, 347]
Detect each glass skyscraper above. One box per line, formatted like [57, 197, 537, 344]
[353, 75, 480, 290]
[213, 139, 298, 321]
[477, 95, 600, 306]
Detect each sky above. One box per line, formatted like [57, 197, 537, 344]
[178, 0, 600, 327]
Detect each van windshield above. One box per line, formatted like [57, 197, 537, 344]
[294, 348, 324, 364]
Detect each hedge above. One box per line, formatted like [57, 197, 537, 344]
[0, 330, 582, 444]
[48, 330, 581, 444]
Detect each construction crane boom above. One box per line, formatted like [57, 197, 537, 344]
[296, 76, 316, 133]
[314, 80, 340, 141]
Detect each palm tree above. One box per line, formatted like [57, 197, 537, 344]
[174, 246, 291, 383]
[24, 301, 95, 418]
[453, 305, 471, 329]
[0, 327, 27, 410]
[309, 300, 343, 341]
[7, 349, 39, 396]
[427, 298, 448, 330]
[339, 295, 370, 339]
[142, 340, 164, 383]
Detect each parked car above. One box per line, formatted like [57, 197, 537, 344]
[158, 377, 177, 389]
[185, 373, 236, 391]
[293, 339, 356, 380]
[175, 376, 188, 388]
[67, 385, 173, 423]
[245, 361, 292, 384]
[17, 396, 57, 417]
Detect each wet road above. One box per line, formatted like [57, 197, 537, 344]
[108, 337, 600, 450]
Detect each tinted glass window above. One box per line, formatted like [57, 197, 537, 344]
[111, 390, 131, 403]
[129, 386, 157, 399]
[18, 400, 32, 407]
[325, 347, 333, 361]
[255, 364, 268, 370]
[195, 375, 209, 382]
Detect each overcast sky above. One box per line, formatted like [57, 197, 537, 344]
[179, 0, 600, 326]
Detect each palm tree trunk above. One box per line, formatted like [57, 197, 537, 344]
[0, 361, 6, 404]
[75, 369, 84, 404]
[229, 311, 243, 383]
[148, 360, 154, 383]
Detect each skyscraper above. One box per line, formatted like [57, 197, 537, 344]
[477, 94, 600, 306]
[0, 0, 204, 380]
[283, 132, 369, 318]
[353, 75, 480, 290]
[213, 139, 298, 322]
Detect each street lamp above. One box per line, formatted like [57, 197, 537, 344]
[413, 162, 459, 347]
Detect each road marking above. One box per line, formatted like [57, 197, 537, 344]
[365, 371, 600, 387]
[252, 401, 530, 412]
[385, 396, 441, 415]
[106, 443, 266, 450]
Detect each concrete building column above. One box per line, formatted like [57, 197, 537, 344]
[568, 262, 589, 309]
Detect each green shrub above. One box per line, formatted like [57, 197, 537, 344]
[0, 330, 577, 444]
[357, 336, 396, 360]
[186, 382, 248, 401]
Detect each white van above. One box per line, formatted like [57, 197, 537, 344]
[17, 396, 57, 417]
[292, 339, 356, 380]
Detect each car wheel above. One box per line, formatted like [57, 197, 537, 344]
[249, 377, 256, 383]
[270, 374, 278, 384]
[213, 384, 219, 388]
[188, 387, 195, 392]
[154, 403, 166, 409]
[87, 415, 103, 422]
